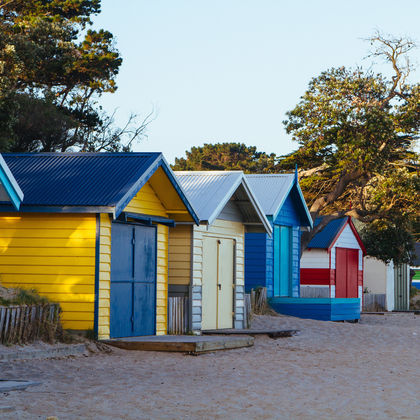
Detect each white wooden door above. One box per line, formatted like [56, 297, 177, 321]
[217, 239, 234, 329]
[202, 237, 218, 330]
[202, 237, 234, 330]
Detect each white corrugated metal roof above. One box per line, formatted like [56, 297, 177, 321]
[246, 174, 294, 216]
[175, 171, 272, 233]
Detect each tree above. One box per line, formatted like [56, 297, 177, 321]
[281, 32, 420, 261]
[0, 0, 151, 151]
[172, 142, 279, 172]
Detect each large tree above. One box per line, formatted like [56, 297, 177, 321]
[0, 0, 150, 152]
[281, 33, 419, 263]
[172, 142, 279, 173]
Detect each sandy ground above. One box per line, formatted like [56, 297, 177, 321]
[1, 313, 419, 420]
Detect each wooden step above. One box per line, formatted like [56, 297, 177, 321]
[102, 335, 254, 353]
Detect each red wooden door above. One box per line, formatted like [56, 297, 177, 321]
[335, 248, 359, 298]
[335, 248, 347, 298]
[346, 249, 359, 298]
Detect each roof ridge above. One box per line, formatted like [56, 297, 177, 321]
[2, 152, 161, 157]
[174, 170, 243, 175]
[246, 173, 293, 177]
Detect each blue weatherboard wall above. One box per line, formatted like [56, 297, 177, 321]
[245, 233, 269, 293]
[245, 186, 303, 298]
[269, 297, 361, 321]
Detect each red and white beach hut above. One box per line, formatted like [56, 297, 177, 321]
[300, 217, 365, 301]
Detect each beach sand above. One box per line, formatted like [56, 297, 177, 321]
[1, 313, 419, 420]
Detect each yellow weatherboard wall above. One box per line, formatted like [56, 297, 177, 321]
[168, 225, 192, 286]
[0, 213, 97, 330]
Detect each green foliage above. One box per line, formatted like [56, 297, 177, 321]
[0, 287, 50, 306]
[172, 142, 279, 173]
[281, 33, 420, 260]
[360, 219, 415, 265]
[0, 0, 150, 151]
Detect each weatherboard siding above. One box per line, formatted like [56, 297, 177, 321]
[0, 213, 96, 330]
[301, 249, 330, 269]
[273, 193, 301, 226]
[244, 233, 267, 293]
[124, 181, 167, 217]
[97, 213, 111, 339]
[168, 225, 192, 286]
[291, 226, 300, 297]
[218, 199, 244, 222]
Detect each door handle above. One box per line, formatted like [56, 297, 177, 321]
[218, 284, 221, 290]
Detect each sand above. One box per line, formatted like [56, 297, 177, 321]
[1, 313, 419, 420]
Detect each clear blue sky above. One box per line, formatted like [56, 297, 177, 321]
[93, 1, 420, 163]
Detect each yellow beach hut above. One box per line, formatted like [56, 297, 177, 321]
[169, 171, 272, 332]
[0, 153, 198, 339]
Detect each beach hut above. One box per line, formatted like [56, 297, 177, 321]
[168, 171, 272, 332]
[0, 153, 198, 339]
[244, 173, 313, 298]
[269, 217, 365, 321]
[363, 257, 395, 311]
[300, 217, 365, 300]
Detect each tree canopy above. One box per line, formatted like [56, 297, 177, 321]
[0, 0, 150, 152]
[172, 143, 279, 173]
[280, 33, 419, 263]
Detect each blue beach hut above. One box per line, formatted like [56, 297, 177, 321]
[245, 173, 312, 298]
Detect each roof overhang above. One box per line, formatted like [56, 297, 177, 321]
[113, 154, 200, 225]
[271, 178, 313, 228]
[327, 216, 366, 255]
[0, 205, 115, 214]
[205, 175, 272, 236]
[0, 154, 24, 210]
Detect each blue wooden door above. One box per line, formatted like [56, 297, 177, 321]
[273, 225, 292, 297]
[110, 223, 156, 338]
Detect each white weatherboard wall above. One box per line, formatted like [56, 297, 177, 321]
[300, 249, 329, 269]
[300, 249, 330, 295]
[191, 218, 245, 331]
[331, 225, 363, 270]
[364, 257, 394, 311]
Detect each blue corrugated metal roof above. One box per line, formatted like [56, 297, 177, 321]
[308, 217, 348, 249]
[3, 153, 160, 206]
[0, 153, 200, 223]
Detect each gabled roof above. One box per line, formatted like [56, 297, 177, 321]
[246, 174, 312, 227]
[1, 153, 199, 222]
[175, 171, 272, 234]
[308, 216, 366, 254]
[0, 154, 24, 210]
